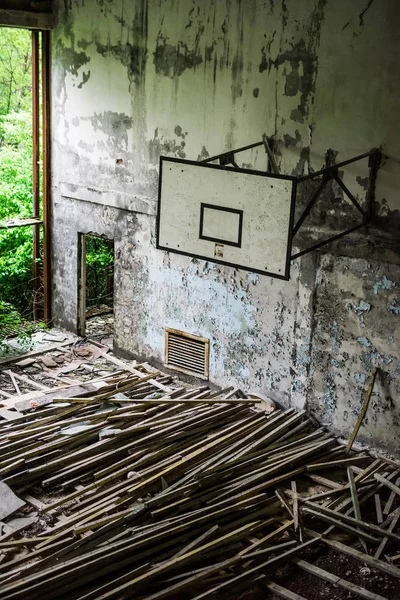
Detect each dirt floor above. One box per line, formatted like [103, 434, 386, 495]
[270, 544, 400, 600]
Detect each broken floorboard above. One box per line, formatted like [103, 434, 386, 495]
[0, 349, 398, 599]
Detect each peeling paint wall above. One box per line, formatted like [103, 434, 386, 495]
[51, 0, 400, 454]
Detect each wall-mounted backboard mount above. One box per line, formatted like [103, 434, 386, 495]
[156, 157, 297, 280]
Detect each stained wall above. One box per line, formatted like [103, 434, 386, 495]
[51, 0, 400, 453]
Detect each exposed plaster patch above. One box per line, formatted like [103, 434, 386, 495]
[148, 129, 186, 164]
[354, 372, 368, 384]
[388, 300, 400, 315]
[373, 275, 395, 295]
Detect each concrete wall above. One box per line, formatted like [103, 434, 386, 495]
[51, 0, 400, 454]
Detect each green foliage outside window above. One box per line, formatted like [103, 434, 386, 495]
[0, 28, 37, 344]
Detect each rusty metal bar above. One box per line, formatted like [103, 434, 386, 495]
[32, 30, 41, 321]
[41, 30, 51, 324]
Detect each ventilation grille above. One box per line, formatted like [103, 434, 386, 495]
[165, 328, 209, 379]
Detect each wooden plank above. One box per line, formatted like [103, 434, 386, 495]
[192, 539, 319, 600]
[171, 525, 219, 559]
[307, 532, 400, 579]
[307, 473, 343, 490]
[87, 342, 172, 393]
[291, 480, 303, 540]
[0, 8, 54, 29]
[374, 508, 400, 560]
[6, 371, 21, 396]
[238, 520, 293, 556]
[307, 455, 368, 471]
[346, 368, 378, 454]
[294, 558, 389, 600]
[0, 340, 75, 366]
[264, 581, 309, 600]
[375, 473, 400, 497]
[375, 493, 383, 524]
[383, 481, 399, 516]
[9, 372, 49, 391]
[302, 507, 380, 543]
[304, 502, 400, 542]
[348, 466, 368, 552]
[0, 409, 23, 421]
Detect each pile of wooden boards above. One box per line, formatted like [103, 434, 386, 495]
[0, 359, 399, 599]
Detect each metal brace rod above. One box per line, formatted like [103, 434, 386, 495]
[333, 173, 366, 216]
[297, 149, 379, 183]
[201, 141, 264, 164]
[291, 223, 365, 261]
[291, 176, 329, 239]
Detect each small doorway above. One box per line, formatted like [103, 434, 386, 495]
[78, 233, 114, 347]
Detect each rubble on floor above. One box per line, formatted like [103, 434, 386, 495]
[0, 339, 399, 599]
[85, 306, 114, 347]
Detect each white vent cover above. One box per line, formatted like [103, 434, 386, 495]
[165, 328, 209, 379]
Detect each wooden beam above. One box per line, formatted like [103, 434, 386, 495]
[32, 30, 41, 321]
[0, 8, 54, 29]
[41, 29, 52, 323]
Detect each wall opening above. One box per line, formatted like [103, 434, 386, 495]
[78, 233, 114, 347]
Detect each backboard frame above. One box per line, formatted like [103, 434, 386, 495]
[156, 156, 297, 281]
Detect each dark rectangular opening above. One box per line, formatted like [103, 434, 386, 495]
[78, 233, 115, 348]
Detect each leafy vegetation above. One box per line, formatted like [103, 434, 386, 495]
[86, 237, 114, 310]
[0, 28, 36, 343]
[0, 28, 113, 348]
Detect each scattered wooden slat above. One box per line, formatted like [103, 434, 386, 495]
[346, 368, 378, 454]
[0, 351, 398, 600]
[294, 558, 389, 600]
[375, 493, 383, 524]
[264, 581, 309, 600]
[375, 473, 400, 497]
[306, 531, 400, 579]
[374, 507, 400, 560]
[6, 371, 22, 396]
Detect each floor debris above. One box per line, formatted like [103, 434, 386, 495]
[0, 338, 398, 599]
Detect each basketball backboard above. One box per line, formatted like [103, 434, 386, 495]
[156, 157, 297, 280]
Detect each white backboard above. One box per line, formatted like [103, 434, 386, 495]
[157, 157, 296, 280]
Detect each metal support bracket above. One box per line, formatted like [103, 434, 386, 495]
[200, 137, 381, 265]
[290, 148, 381, 261]
[201, 134, 279, 173]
